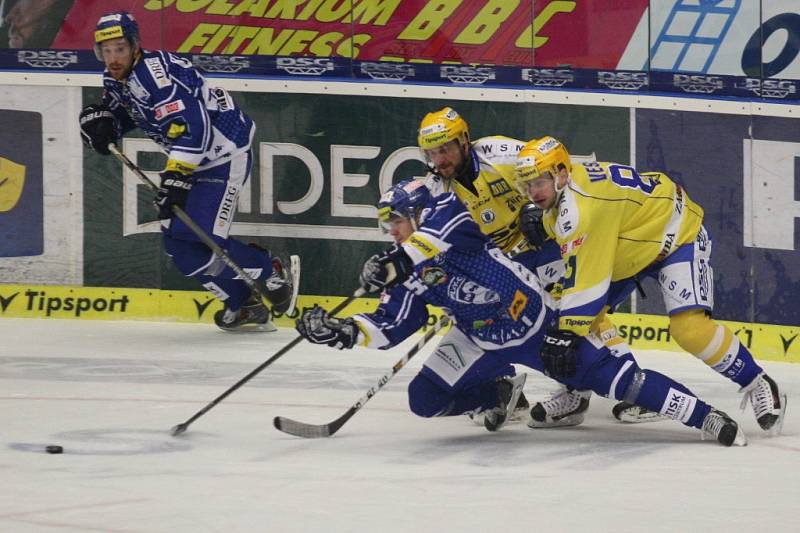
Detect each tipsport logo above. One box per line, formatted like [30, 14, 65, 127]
[439, 65, 496, 85]
[16, 50, 78, 69]
[522, 68, 573, 87]
[276, 57, 335, 76]
[597, 71, 648, 91]
[359, 62, 415, 81]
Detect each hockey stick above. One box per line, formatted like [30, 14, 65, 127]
[108, 143, 299, 315]
[273, 315, 451, 438]
[170, 288, 366, 436]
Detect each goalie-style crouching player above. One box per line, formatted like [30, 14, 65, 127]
[79, 11, 298, 331]
[296, 179, 747, 446]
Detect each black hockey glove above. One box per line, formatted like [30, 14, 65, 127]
[519, 203, 549, 250]
[296, 305, 358, 350]
[79, 104, 119, 155]
[540, 328, 581, 379]
[359, 244, 415, 294]
[154, 171, 193, 220]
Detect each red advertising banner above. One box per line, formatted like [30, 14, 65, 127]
[43, 0, 647, 68]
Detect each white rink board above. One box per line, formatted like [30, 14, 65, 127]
[0, 318, 797, 533]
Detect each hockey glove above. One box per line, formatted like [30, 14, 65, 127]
[154, 171, 193, 220]
[79, 104, 119, 155]
[519, 203, 549, 250]
[296, 305, 359, 350]
[540, 328, 581, 379]
[359, 244, 415, 294]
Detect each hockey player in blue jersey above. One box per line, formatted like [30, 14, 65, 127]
[78, 12, 297, 331]
[295, 179, 747, 446]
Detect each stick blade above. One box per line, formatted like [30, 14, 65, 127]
[170, 423, 188, 436]
[273, 416, 333, 439]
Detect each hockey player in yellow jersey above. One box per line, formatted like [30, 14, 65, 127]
[417, 108, 622, 428]
[514, 135, 786, 434]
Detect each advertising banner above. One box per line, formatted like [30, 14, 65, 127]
[0, 85, 84, 285]
[635, 109, 800, 326]
[81, 87, 629, 295]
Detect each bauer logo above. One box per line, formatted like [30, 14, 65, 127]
[522, 68, 573, 87]
[0, 110, 43, 257]
[191, 55, 250, 74]
[597, 71, 648, 91]
[17, 50, 78, 69]
[359, 62, 415, 81]
[673, 74, 724, 94]
[734, 78, 797, 99]
[440, 65, 495, 85]
[276, 57, 334, 76]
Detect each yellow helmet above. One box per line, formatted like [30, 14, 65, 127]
[515, 136, 571, 192]
[417, 107, 470, 150]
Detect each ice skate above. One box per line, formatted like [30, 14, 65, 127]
[468, 391, 529, 426]
[739, 372, 786, 434]
[264, 254, 300, 316]
[484, 373, 527, 432]
[612, 401, 669, 423]
[528, 387, 591, 428]
[214, 297, 276, 332]
[701, 409, 747, 447]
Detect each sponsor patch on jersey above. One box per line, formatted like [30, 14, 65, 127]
[127, 76, 150, 101]
[154, 100, 185, 120]
[559, 235, 584, 256]
[447, 277, 500, 305]
[659, 388, 697, 423]
[421, 266, 448, 286]
[487, 178, 512, 197]
[408, 234, 438, 259]
[507, 290, 528, 321]
[145, 57, 171, 88]
[479, 209, 495, 224]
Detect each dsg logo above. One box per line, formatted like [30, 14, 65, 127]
[522, 68, 573, 87]
[440, 65, 495, 85]
[191, 55, 250, 73]
[276, 57, 334, 76]
[597, 71, 648, 91]
[360, 62, 415, 81]
[673, 74, 724, 94]
[735, 78, 797, 99]
[17, 50, 78, 68]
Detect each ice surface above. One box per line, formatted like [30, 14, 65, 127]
[1, 318, 797, 532]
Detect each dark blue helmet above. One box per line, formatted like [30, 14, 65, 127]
[377, 179, 431, 232]
[93, 12, 140, 60]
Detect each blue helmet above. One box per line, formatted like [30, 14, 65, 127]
[377, 179, 431, 232]
[93, 12, 140, 60]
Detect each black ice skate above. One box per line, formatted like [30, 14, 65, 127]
[739, 372, 787, 434]
[701, 409, 747, 447]
[214, 297, 276, 332]
[264, 255, 300, 316]
[484, 373, 527, 432]
[612, 401, 669, 424]
[528, 387, 592, 428]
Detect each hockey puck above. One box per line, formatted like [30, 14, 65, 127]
[45, 445, 63, 454]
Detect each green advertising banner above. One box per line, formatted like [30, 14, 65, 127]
[82, 87, 629, 296]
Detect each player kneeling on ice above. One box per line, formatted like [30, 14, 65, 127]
[296, 179, 747, 446]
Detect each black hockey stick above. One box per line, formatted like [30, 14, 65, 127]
[171, 288, 366, 436]
[107, 143, 299, 315]
[273, 315, 451, 438]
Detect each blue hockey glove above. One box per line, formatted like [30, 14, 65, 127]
[359, 244, 414, 294]
[296, 305, 358, 350]
[154, 171, 193, 220]
[519, 203, 549, 250]
[79, 104, 119, 155]
[540, 328, 581, 379]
